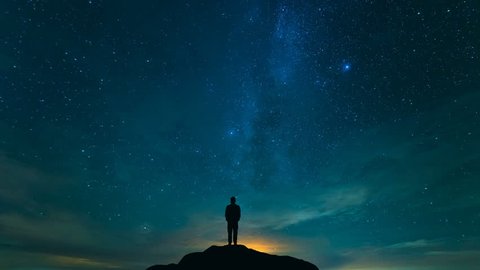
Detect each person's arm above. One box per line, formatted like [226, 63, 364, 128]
[238, 206, 241, 221]
[225, 206, 228, 220]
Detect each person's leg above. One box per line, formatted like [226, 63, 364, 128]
[227, 222, 232, 245]
[233, 222, 238, 245]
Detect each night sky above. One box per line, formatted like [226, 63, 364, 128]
[1, 1, 479, 269]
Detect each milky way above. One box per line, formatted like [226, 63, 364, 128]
[0, 1, 479, 269]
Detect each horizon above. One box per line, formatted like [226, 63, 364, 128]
[1, 1, 479, 269]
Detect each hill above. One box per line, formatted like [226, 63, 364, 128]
[146, 244, 318, 270]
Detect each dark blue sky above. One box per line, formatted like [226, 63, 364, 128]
[1, 1, 479, 269]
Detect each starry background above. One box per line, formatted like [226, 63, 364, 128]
[1, 1, 479, 269]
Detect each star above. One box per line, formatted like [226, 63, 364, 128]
[341, 62, 352, 72]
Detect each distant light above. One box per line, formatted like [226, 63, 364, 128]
[342, 63, 351, 72]
[227, 129, 237, 137]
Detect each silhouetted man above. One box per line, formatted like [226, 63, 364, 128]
[225, 196, 241, 245]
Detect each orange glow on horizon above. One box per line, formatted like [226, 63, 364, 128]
[211, 236, 291, 254]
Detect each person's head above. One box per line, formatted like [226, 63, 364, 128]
[230, 196, 236, 204]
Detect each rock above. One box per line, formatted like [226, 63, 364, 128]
[146, 244, 318, 270]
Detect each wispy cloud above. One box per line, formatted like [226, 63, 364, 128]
[387, 239, 442, 249]
[47, 254, 121, 269]
[243, 186, 368, 230]
[0, 154, 156, 269]
[327, 244, 480, 270]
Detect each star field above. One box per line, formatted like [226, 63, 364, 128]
[0, 1, 479, 269]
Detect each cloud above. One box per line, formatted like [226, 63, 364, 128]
[0, 249, 122, 270]
[387, 239, 441, 249]
[425, 250, 480, 257]
[330, 244, 480, 270]
[47, 254, 121, 269]
[0, 212, 99, 249]
[239, 185, 368, 230]
[0, 154, 106, 254]
[0, 154, 159, 269]
[0, 208, 174, 269]
[0, 155, 46, 208]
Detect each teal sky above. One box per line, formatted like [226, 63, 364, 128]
[0, 1, 479, 269]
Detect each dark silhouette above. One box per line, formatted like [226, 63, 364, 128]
[146, 245, 319, 270]
[225, 196, 241, 245]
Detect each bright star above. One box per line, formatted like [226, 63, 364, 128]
[227, 129, 237, 136]
[342, 63, 351, 72]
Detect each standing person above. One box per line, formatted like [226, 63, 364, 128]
[225, 196, 241, 245]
